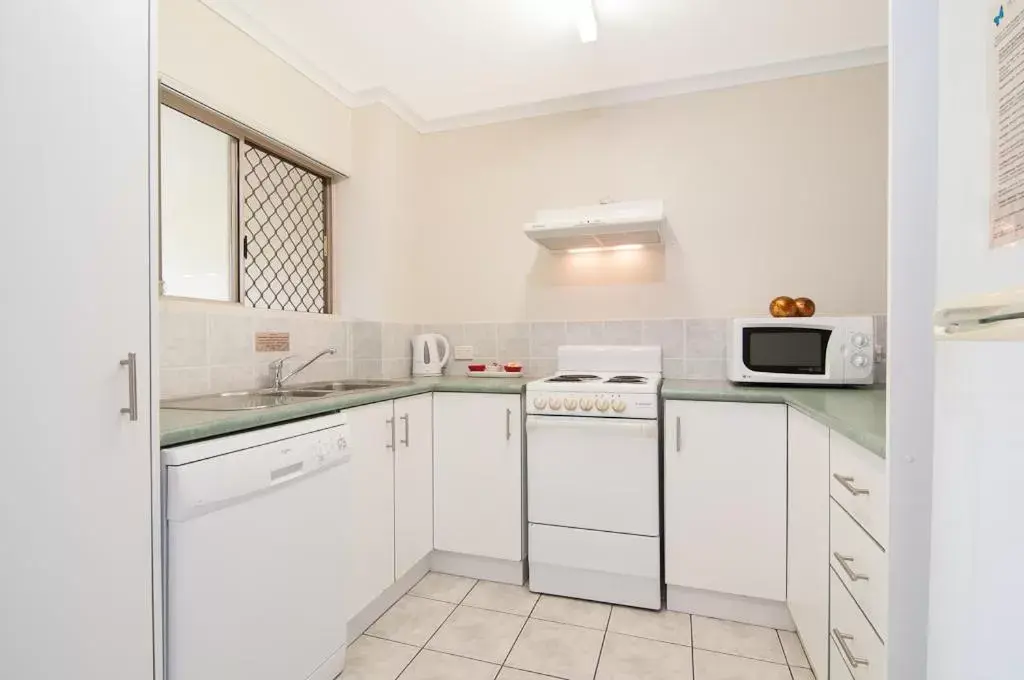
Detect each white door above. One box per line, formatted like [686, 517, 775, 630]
[664, 401, 787, 601]
[394, 393, 434, 578]
[434, 393, 523, 561]
[0, 3, 154, 679]
[786, 408, 830, 678]
[345, 401, 396, 617]
[526, 415, 659, 535]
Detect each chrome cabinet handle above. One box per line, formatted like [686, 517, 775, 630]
[120, 353, 138, 422]
[506, 408, 512, 441]
[834, 552, 870, 581]
[675, 416, 681, 452]
[833, 474, 870, 496]
[833, 628, 869, 668]
[400, 414, 409, 447]
[386, 417, 395, 451]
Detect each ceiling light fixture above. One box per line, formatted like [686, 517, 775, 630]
[578, 0, 598, 43]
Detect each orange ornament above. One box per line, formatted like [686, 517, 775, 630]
[794, 297, 816, 317]
[770, 296, 797, 318]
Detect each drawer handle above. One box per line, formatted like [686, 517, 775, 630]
[833, 628, 869, 668]
[834, 552, 870, 581]
[834, 473, 870, 496]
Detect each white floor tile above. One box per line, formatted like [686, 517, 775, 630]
[396, 650, 499, 680]
[409, 572, 477, 604]
[505, 619, 605, 680]
[608, 606, 692, 646]
[464, 581, 539, 616]
[425, 605, 527, 664]
[531, 594, 611, 630]
[367, 595, 456, 646]
[791, 668, 816, 680]
[596, 632, 694, 680]
[691, 616, 787, 664]
[495, 669, 557, 680]
[341, 636, 418, 680]
[692, 649, 792, 680]
[778, 630, 810, 668]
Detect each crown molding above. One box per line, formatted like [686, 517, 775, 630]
[200, 1, 887, 134]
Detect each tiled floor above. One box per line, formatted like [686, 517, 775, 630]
[343, 572, 815, 680]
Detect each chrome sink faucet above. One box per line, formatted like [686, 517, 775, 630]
[270, 348, 337, 389]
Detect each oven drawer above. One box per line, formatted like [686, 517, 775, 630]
[830, 430, 888, 547]
[830, 570, 886, 680]
[830, 499, 887, 640]
[526, 415, 659, 536]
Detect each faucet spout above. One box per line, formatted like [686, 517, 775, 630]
[272, 348, 338, 389]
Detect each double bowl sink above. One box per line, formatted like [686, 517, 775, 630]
[162, 379, 412, 412]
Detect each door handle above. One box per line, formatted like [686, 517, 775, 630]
[832, 628, 869, 668]
[120, 353, 138, 422]
[833, 552, 870, 581]
[675, 416, 681, 452]
[506, 408, 512, 440]
[400, 414, 409, 447]
[833, 474, 870, 496]
[386, 417, 395, 451]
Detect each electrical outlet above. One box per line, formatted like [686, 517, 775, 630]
[454, 345, 475, 360]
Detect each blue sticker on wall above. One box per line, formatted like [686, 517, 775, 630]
[996, 5, 1006, 26]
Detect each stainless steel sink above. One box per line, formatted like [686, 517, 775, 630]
[161, 380, 412, 411]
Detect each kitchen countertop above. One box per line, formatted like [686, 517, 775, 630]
[160, 376, 528, 448]
[661, 380, 886, 458]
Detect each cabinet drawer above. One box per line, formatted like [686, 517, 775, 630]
[830, 499, 888, 640]
[830, 639, 856, 680]
[830, 570, 885, 680]
[830, 431, 888, 547]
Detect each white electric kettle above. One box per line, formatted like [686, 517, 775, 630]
[412, 333, 451, 376]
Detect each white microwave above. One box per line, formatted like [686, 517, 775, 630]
[727, 317, 875, 385]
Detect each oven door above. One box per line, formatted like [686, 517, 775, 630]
[526, 415, 659, 537]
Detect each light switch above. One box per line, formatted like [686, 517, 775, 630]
[454, 345, 474, 360]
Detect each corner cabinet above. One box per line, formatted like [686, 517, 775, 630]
[664, 400, 787, 603]
[433, 393, 524, 562]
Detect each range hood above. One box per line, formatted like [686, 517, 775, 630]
[523, 200, 665, 251]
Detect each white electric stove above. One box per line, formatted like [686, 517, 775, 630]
[526, 345, 663, 609]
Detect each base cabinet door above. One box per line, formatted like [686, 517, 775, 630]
[394, 394, 434, 578]
[787, 408, 831, 677]
[433, 393, 523, 561]
[345, 401, 396, 617]
[664, 400, 787, 601]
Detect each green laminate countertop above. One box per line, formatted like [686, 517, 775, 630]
[160, 375, 528, 448]
[661, 380, 886, 458]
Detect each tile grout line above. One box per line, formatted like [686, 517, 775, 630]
[498, 589, 542, 671]
[690, 613, 695, 680]
[590, 605, 612, 680]
[394, 573, 480, 679]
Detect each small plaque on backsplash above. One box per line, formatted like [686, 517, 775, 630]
[255, 332, 290, 352]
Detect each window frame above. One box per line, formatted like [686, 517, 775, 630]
[158, 84, 343, 313]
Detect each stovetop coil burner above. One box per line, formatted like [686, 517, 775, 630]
[606, 375, 648, 384]
[546, 374, 602, 383]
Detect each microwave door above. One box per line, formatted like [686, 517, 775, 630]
[742, 327, 832, 376]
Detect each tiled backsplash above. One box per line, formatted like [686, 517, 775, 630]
[161, 302, 887, 398]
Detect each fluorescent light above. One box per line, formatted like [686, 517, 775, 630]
[578, 0, 598, 43]
[566, 244, 644, 254]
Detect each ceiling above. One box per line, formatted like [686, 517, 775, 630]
[202, 0, 888, 131]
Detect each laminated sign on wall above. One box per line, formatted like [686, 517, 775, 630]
[991, 1, 1024, 247]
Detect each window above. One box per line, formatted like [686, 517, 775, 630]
[158, 86, 336, 313]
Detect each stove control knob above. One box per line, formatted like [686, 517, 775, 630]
[612, 399, 627, 413]
[595, 398, 610, 412]
[580, 398, 594, 411]
[564, 398, 578, 411]
[852, 333, 870, 349]
[533, 397, 547, 410]
[852, 353, 869, 368]
[548, 397, 563, 410]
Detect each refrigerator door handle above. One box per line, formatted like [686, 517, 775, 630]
[934, 301, 1024, 340]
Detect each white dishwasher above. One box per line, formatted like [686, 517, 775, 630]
[163, 413, 351, 680]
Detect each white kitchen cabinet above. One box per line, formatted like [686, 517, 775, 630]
[664, 400, 787, 602]
[787, 408, 831, 678]
[2, 3, 155, 678]
[433, 393, 523, 562]
[394, 394, 434, 579]
[345, 401, 397, 617]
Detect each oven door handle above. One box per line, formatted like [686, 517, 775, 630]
[525, 415, 657, 437]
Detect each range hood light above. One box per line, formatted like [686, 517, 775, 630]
[567, 244, 645, 255]
[578, 1, 598, 43]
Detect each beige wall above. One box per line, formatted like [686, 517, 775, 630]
[159, 0, 352, 173]
[410, 65, 888, 322]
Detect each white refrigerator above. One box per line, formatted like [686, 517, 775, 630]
[928, 2, 1024, 678]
